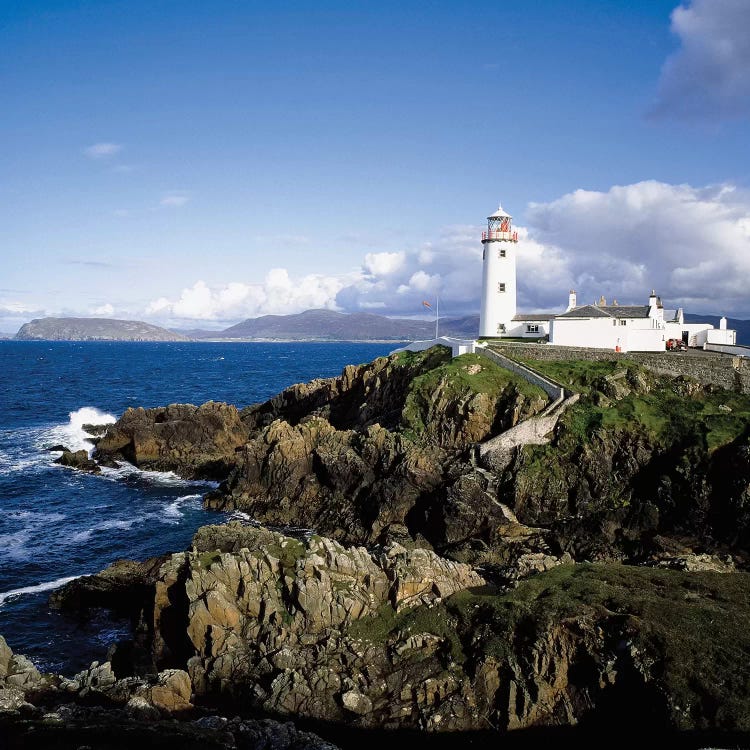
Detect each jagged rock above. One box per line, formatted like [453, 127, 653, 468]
[125, 694, 162, 721]
[0, 686, 26, 712]
[341, 689, 372, 715]
[0, 703, 340, 748]
[649, 553, 736, 573]
[97, 349, 548, 556]
[3, 652, 41, 690]
[54, 449, 100, 473]
[95, 401, 248, 479]
[0, 635, 11, 679]
[81, 422, 110, 436]
[50, 556, 166, 615]
[73, 661, 117, 694]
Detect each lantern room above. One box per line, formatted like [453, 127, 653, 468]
[482, 205, 518, 243]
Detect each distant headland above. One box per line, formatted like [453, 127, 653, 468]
[14, 317, 188, 342]
[10, 309, 749, 344]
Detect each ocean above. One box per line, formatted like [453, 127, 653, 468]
[0, 340, 395, 674]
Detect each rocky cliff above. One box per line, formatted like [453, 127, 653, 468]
[95, 348, 550, 560]
[34, 347, 750, 741]
[93, 347, 750, 567]
[44, 522, 750, 740]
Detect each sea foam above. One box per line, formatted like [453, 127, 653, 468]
[44, 406, 117, 455]
[0, 575, 83, 609]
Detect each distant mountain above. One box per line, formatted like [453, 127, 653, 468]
[15, 317, 189, 342]
[684, 314, 749, 345]
[182, 309, 481, 341]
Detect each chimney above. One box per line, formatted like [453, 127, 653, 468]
[720, 316, 727, 330]
[649, 290, 657, 308]
[599, 295, 607, 307]
[567, 290, 577, 311]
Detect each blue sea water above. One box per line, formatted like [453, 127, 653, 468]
[0, 341, 394, 674]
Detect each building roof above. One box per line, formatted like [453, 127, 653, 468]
[555, 304, 651, 320]
[488, 205, 511, 219]
[512, 313, 557, 321]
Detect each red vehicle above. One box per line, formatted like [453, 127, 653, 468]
[666, 338, 687, 351]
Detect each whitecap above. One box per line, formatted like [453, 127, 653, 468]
[0, 511, 67, 561]
[163, 494, 202, 521]
[0, 575, 83, 608]
[70, 517, 142, 543]
[98, 463, 218, 489]
[228, 510, 254, 522]
[42, 406, 117, 455]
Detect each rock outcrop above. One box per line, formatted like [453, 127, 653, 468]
[95, 401, 249, 479]
[54, 448, 101, 473]
[0, 632, 338, 748]
[50, 522, 750, 737]
[94, 349, 549, 557]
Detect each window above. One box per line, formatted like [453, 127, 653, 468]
[526, 324, 539, 333]
[612, 320, 617, 326]
[619, 319, 627, 326]
[497, 282, 506, 293]
[498, 249, 506, 258]
[497, 323, 506, 334]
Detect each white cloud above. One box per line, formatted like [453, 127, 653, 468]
[652, 0, 750, 120]
[335, 224, 482, 316]
[144, 181, 750, 325]
[363, 251, 405, 276]
[160, 193, 190, 207]
[84, 142, 122, 159]
[91, 303, 115, 316]
[146, 269, 353, 322]
[0, 301, 42, 317]
[524, 180, 750, 315]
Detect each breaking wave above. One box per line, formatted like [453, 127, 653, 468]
[0, 575, 83, 609]
[44, 406, 117, 455]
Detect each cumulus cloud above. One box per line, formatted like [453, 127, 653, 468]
[144, 180, 750, 325]
[336, 225, 483, 317]
[91, 303, 115, 316]
[525, 180, 750, 315]
[652, 0, 750, 120]
[84, 142, 122, 158]
[363, 251, 405, 276]
[146, 269, 352, 322]
[160, 192, 190, 207]
[0, 301, 43, 317]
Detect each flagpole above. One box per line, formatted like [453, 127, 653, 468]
[435, 295, 439, 339]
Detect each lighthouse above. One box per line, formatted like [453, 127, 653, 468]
[479, 204, 519, 337]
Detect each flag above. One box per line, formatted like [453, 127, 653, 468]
[422, 300, 432, 309]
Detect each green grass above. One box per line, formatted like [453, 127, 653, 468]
[346, 563, 750, 727]
[520, 358, 750, 451]
[448, 563, 750, 728]
[400, 352, 547, 436]
[347, 600, 466, 663]
[263, 537, 307, 571]
[196, 551, 222, 569]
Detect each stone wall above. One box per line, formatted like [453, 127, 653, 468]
[477, 346, 565, 400]
[488, 342, 750, 394]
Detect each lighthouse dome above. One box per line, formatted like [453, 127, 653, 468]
[488, 205, 512, 220]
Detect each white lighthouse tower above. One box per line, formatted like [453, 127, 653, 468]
[479, 204, 519, 337]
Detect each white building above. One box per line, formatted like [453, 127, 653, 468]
[478, 204, 738, 353]
[479, 206, 519, 337]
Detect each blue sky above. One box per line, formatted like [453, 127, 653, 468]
[1, 0, 749, 331]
